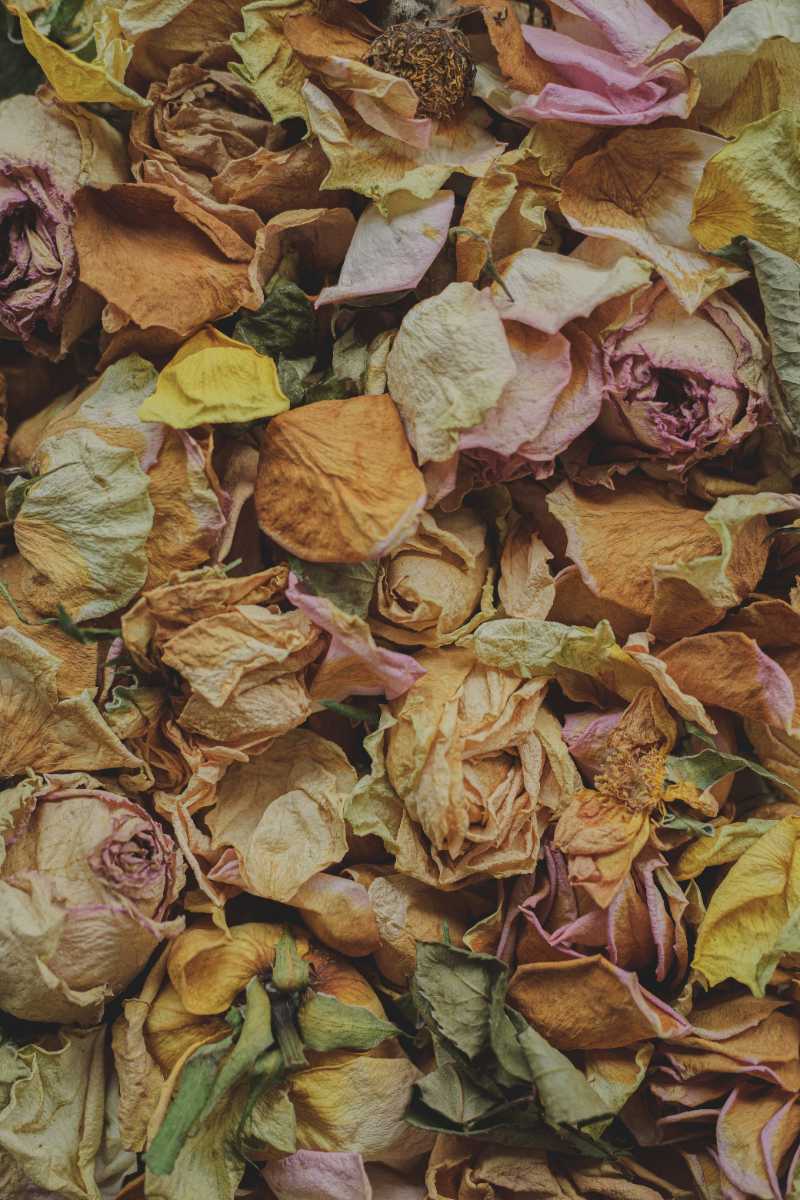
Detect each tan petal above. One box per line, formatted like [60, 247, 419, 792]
[0, 628, 141, 776]
[73, 183, 262, 336]
[289, 872, 381, 958]
[255, 393, 426, 563]
[547, 477, 721, 625]
[560, 127, 748, 311]
[508, 955, 687, 1049]
[206, 729, 354, 903]
[661, 632, 796, 730]
[214, 138, 348, 218]
[0, 555, 99, 698]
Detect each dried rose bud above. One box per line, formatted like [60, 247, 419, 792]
[367, 21, 476, 120]
[0, 774, 185, 1024]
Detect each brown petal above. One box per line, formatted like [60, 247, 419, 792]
[661, 632, 796, 730]
[255, 394, 426, 563]
[73, 183, 261, 336]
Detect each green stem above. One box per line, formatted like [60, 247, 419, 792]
[271, 996, 307, 1069]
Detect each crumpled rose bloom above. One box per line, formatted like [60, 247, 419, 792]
[0, 158, 76, 347]
[0, 89, 127, 357]
[349, 645, 582, 887]
[134, 922, 431, 1166]
[368, 506, 493, 648]
[119, 565, 323, 805]
[130, 45, 287, 241]
[593, 282, 770, 475]
[0, 772, 185, 1024]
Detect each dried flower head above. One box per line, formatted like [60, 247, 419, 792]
[367, 21, 476, 121]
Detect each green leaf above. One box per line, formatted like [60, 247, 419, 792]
[233, 278, 317, 359]
[658, 812, 715, 837]
[146, 1036, 234, 1176]
[297, 992, 399, 1053]
[301, 369, 359, 406]
[277, 354, 316, 406]
[246, 1079, 297, 1155]
[489, 1002, 533, 1086]
[288, 557, 378, 619]
[319, 699, 379, 725]
[270, 933, 310, 994]
[412, 942, 506, 1061]
[740, 238, 800, 439]
[414, 1063, 498, 1127]
[516, 1023, 611, 1132]
[666, 744, 800, 797]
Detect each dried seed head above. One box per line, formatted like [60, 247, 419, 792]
[367, 21, 476, 121]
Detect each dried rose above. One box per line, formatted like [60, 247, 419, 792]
[130, 46, 286, 241]
[0, 90, 127, 358]
[0, 773, 185, 1024]
[593, 282, 769, 475]
[350, 645, 582, 886]
[136, 923, 431, 1174]
[369, 507, 493, 648]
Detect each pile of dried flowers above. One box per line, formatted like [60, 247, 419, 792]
[2, 0, 800, 1197]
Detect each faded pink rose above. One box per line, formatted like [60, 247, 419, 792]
[0, 773, 185, 1023]
[0, 159, 77, 348]
[594, 283, 770, 474]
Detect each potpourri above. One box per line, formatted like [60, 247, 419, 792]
[1, 0, 800, 1197]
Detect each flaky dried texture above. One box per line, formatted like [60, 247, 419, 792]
[641, 992, 800, 1196]
[204, 729, 355, 902]
[517, 841, 692, 989]
[426, 1137, 688, 1200]
[350, 647, 581, 886]
[302, 80, 503, 209]
[0, 773, 184, 1023]
[367, 22, 475, 121]
[255, 393, 426, 563]
[546, 480, 800, 642]
[0, 628, 141, 778]
[559, 126, 748, 311]
[0, 1026, 136, 1199]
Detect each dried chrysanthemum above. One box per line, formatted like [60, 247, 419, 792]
[367, 21, 476, 120]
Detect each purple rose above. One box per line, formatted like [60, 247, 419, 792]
[0, 159, 77, 348]
[595, 282, 769, 474]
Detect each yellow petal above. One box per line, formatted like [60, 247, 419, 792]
[691, 109, 800, 260]
[167, 922, 301, 1015]
[685, 0, 800, 134]
[14, 7, 148, 110]
[139, 327, 288, 428]
[290, 1054, 431, 1165]
[692, 816, 800, 994]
